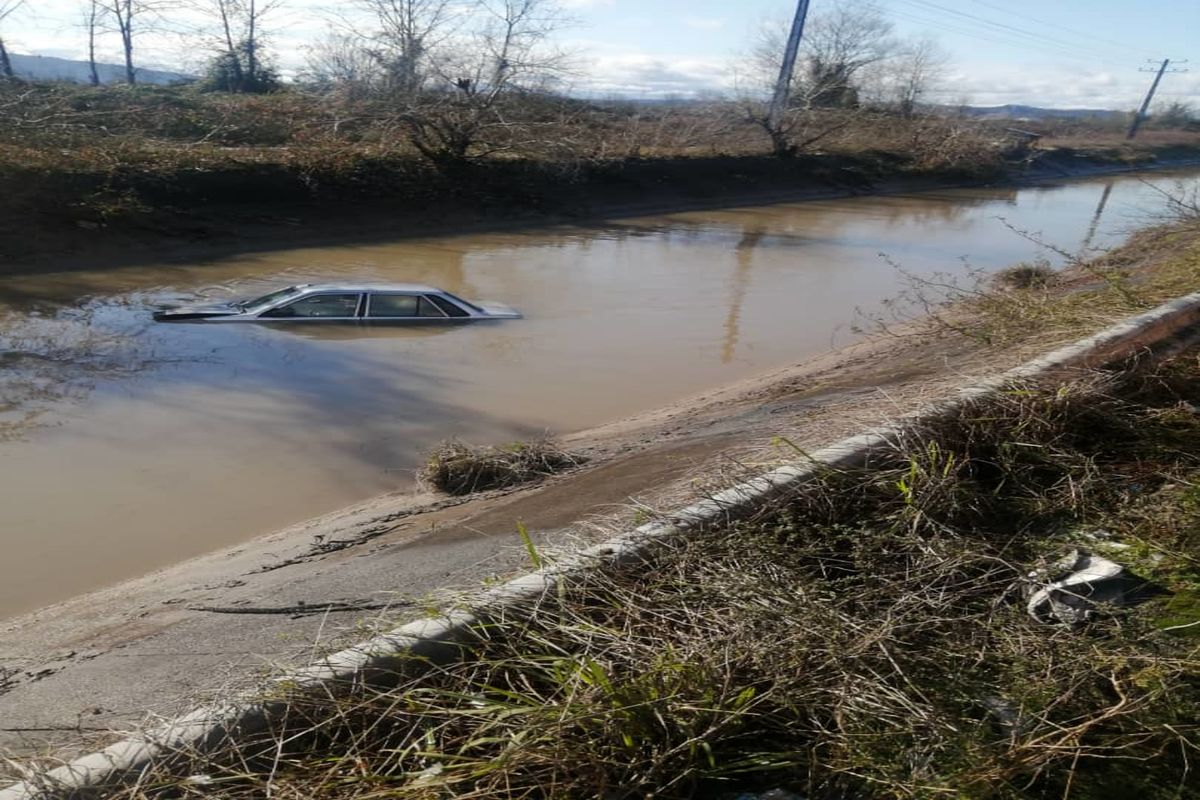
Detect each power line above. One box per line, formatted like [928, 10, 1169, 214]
[889, 0, 1130, 64]
[963, 0, 1160, 60]
[886, 8, 1130, 65]
[885, 6, 1143, 69]
[898, 0, 1118, 57]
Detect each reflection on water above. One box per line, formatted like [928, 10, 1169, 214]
[262, 321, 474, 343]
[0, 302, 162, 441]
[723, 224, 765, 364]
[0, 168, 1195, 619]
[1080, 181, 1117, 255]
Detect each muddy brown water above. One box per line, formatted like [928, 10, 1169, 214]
[0, 169, 1195, 620]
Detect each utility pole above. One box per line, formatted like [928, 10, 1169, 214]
[767, 0, 812, 131]
[1127, 58, 1188, 140]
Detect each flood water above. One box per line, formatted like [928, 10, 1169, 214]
[0, 169, 1195, 619]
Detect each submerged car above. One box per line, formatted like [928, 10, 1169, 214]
[153, 283, 521, 323]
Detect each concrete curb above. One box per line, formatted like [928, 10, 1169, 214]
[5, 292, 1200, 799]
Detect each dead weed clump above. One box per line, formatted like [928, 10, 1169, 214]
[992, 260, 1056, 290]
[419, 437, 585, 495]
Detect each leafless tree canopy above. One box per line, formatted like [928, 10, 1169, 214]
[801, 0, 894, 108]
[470, 0, 572, 93]
[880, 36, 948, 117]
[354, 0, 461, 96]
[751, 0, 895, 110]
[740, 1, 955, 156]
[190, 0, 283, 92]
[304, 32, 384, 93]
[306, 0, 574, 164]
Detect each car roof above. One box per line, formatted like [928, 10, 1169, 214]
[294, 283, 444, 294]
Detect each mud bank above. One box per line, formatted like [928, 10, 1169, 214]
[4, 145, 1198, 279]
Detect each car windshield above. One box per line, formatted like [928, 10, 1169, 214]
[237, 286, 304, 310]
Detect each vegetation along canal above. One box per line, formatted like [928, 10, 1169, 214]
[0, 167, 1195, 619]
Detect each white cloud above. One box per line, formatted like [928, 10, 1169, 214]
[683, 16, 725, 31]
[930, 65, 1200, 110]
[576, 52, 734, 98]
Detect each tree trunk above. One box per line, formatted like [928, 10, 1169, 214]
[769, 126, 797, 158]
[0, 38, 13, 79]
[118, 0, 135, 85]
[217, 0, 244, 92]
[87, 12, 100, 86]
[123, 35, 136, 84]
[245, 0, 257, 88]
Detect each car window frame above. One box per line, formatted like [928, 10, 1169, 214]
[258, 291, 364, 320]
[365, 293, 450, 320]
[427, 293, 474, 318]
[440, 291, 485, 314]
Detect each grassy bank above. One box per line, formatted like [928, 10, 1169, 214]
[3, 81, 1200, 268]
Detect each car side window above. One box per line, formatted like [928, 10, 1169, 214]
[367, 294, 420, 317]
[426, 294, 470, 318]
[261, 293, 360, 318]
[418, 297, 446, 318]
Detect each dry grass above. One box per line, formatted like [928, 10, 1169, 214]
[419, 438, 585, 495]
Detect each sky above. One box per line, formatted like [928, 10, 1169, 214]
[6, 0, 1200, 109]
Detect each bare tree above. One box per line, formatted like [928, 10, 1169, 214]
[82, 0, 106, 85]
[752, 0, 894, 110]
[473, 0, 570, 91]
[800, 0, 894, 108]
[355, 0, 461, 96]
[192, 0, 282, 92]
[393, 0, 575, 164]
[303, 32, 383, 94]
[740, 0, 893, 156]
[99, 0, 141, 84]
[887, 36, 948, 117]
[0, 0, 24, 79]
[95, 0, 182, 85]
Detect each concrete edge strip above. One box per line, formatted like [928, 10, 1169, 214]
[5, 291, 1200, 799]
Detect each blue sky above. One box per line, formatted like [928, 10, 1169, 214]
[11, 0, 1200, 108]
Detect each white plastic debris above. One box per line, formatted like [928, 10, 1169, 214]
[1026, 549, 1139, 624]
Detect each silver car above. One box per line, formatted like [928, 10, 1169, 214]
[152, 283, 521, 323]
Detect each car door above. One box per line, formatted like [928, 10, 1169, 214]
[258, 292, 363, 321]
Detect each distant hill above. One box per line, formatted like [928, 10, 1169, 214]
[953, 104, 1127, 121]
[9, 53, 193, 86]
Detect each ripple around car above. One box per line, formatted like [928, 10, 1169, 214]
[152, 284, 521, 323]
